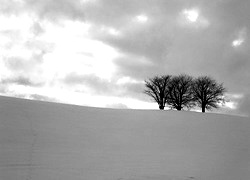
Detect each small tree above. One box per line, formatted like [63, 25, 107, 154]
[192, 76, 226, 113]
[167, 74, 194, 111]
[144, 75, 172, 110]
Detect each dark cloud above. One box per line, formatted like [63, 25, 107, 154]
[24, 0, 85, 21]
[1, 0, 85, 21]
[85, 0, 250, 109]
[113, 55, 163, 80]
[222, 49, 250, 93]
[87, 1, 179, 62]
[29, 94, 58, 102]
[1, 76, 44, 87]
[120, 82, 148, 101]
[3, 45, 48, 73]
[104, 25, 172, 62]
[63, 73, 147, 100]
[63, 73, 118, 96]
[213, 1, 250, 29]
[3, 54, 43, 73]
[4, 57, 27, 71]
[0, 86, 7, 94]
[84, 0, 186, 27]
[30, 22, 45, 36]
[0, 0, 24, 15]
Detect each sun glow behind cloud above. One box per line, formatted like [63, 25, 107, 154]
[30, 20, 119, 81]
[100, 26, 121, 36]
[0, 8, 157, 109]
[135, 14, 148, 23]
[232, 39, 244, 47]
[183, 9, 199, 22]
[179, 8, 209, 29]
[0, 14, 125, 107]
[231, 28, 247, 47]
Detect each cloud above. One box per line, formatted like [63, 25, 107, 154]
[178, 8, 210, 29]
[1, 0, 85, 21]
[85, 1, 220, 78]
[1, 76, 43, 87]
[0, 0, 24, 15]
[114, 55, 161, 80]
[213, 1, 250, 29]
[121, 82, 148, 102]
[1, 0, 250, 112]
[237, 93, 250, 117]
[63, 73, 147, 101]
[2, 52, 46, 81]
[28, 0, 85, 21]
[107, 26, 172, 61]
[63, 73, 121, 96]
[86, 1, 250, 73]
[87, 1, 178, 61]
[4, 56, 28, 71]
[29, 94, 58, 102]
[30, 22, 46, 36]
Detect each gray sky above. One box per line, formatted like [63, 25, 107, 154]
[0, 0, 249, 115]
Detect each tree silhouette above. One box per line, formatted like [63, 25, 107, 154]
[144, 75, 172, 110]
[192, 76, 226, 113]
[167, 74, 194, 111]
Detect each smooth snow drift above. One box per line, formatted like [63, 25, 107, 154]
[0, 96, 249, 180]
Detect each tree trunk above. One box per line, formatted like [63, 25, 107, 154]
[176, 106, 182, 111]
[202, 104, 206, 113]
[159, 105, 164, 110]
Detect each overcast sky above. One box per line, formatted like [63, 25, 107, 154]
[0, 0, 249, 115]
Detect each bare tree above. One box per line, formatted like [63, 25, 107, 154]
[167, 74, 194, 111]
[192, 76, 226, 113]
[144, 75, 172, 110]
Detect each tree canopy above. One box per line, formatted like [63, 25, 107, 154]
[144, 74, 226, 112]
[167, 74, 194, 111]
[144, 75, 172, 110]
[192, 76, 226, 113]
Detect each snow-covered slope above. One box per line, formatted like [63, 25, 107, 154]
[0, 96, 249, 180]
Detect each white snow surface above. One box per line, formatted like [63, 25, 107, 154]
[0, 96, 249, 180]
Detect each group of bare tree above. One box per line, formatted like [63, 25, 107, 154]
[144, 74, 226, 113]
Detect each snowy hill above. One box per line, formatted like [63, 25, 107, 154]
[0, 96, 249, 180]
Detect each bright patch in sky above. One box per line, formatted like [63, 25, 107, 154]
[136, 15, 148, 23]
[34, 20, 119, 80]
[0, 14, 120, 106]
[183, 9, 199, 22]
[232, 28, 247, 47]
[80, 0, 98, 4]
[116, 76, 143, 85]
[100, 26, 121, 36]
[13, 0, 24, 2]
[225, 101, 237, 109]
[179, 8, 209, 29]
[108, 28, 120, 36]
[232, 39, 244, 47]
